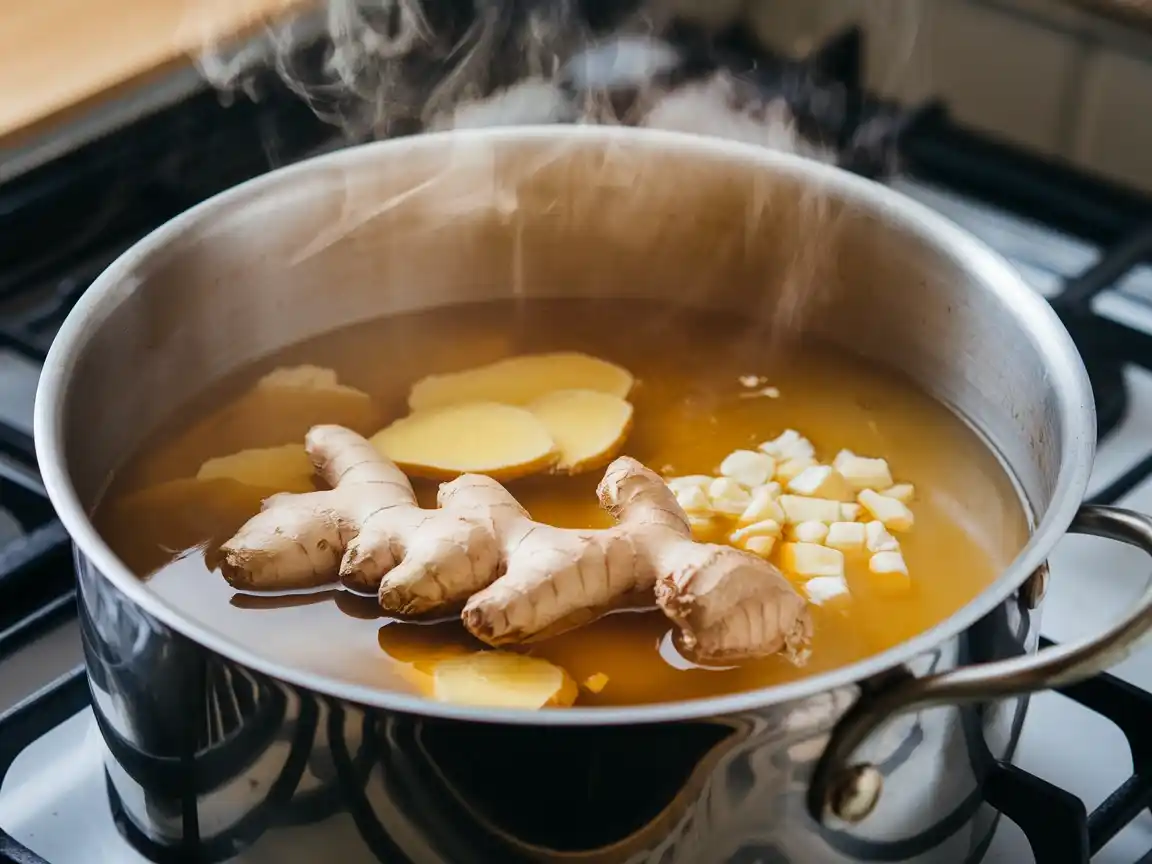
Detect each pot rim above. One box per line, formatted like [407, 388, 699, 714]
[34, 125, 1096, 726]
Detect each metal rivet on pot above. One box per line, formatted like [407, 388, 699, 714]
[1021, 563, 1050, 610]
[828, 764, 883, 823]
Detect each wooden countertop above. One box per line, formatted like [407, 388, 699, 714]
[0, 0, 311, 147]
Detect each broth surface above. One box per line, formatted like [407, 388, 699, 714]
[96, 299, 1029, 706]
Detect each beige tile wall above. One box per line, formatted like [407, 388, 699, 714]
[743, 0, 1152, 191]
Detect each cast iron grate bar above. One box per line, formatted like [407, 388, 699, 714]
[1058, 224, 1152, 311]
[1040, 635, 1152, 861]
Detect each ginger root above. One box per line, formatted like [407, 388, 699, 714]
[529, 389, 634, 474]
[407, 352, 634, 412]
[371, 402, 558, 481]
[218, 425, 811, 664]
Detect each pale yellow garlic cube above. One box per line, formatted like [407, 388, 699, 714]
[826, 521, 866, 552]
[804, 575, 852, 612]
[840, 503, 863, 521]
[858, 489, 914, 532]
[776, 457, 817, 484]
[667, 475, 714, 495]
[834, 451, 894, 491]
[676, 485, 712, 514]
[787, 465, 852, 501]
[790, 520, 830, 544]
[730, 519, 783, 544]
[780, 542, 845, 578]
[884, 483, 915, 503]
[779, 495, 843, 525]
[865, 520, 900, 553]
[719, 450, 777, 488]
[738, 483, 785, 524]
[709, 477, 752, 516]
[868, 551, 912, 595]
[759, 429, 815, 461]
[743, 535, 777, 558]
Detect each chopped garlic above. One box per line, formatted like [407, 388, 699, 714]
[743, 535, 777, 558]
[787, 465, 851, 500]
[719, 449, 776, 487]
[730, 519, 782, 544]
[805, 575, 852, 610]
[791, 520, 830, 544]
[870, 550, 908, 574]
[779, 495, 842, 525]
[708, 477, 752, 515]
[781, 542, 845, 578]
[858, 489, 914, 532]
[739, 484, 785, 524]
[675, 485, 711, 514]
[739, 375, 763, 388]
[667, 475, 713, 494]
[775, 457, 817, 484]
[759, 429, 815, 461]
[840, 503, 863, 521]
[869, 551, 912, 594]
[885, 483, 915, 503]
[834, 452, 894, 491]
[826, 521, 866, 552]
[865, 520, 900, 553]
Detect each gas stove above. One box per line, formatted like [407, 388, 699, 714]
[0, 22, 1151, 864]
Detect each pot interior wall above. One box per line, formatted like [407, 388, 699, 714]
[59, 131, 1067, 523]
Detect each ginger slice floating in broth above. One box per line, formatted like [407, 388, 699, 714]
[197, 443, 315, 493]
[371, 402, 559, 481]
[528, 388, 634, 474]
[431, 652, 579, 709]
[134, 365, 378, 487]
[217, 425, 811, 666]
[407, 352, 634, 412]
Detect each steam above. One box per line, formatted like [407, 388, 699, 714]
[191, 0, 919, 355]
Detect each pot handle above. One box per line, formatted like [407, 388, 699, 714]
[806, 503, 1152, 826]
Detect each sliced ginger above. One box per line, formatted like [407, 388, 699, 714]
[132, 365, 378, 487]
[370, 402, 558, 481]
[528, 389, 634, 474]
[218, 425, 812, 664]
[407, 352, 634, 412]
[196, 444, 315, 493]
[431, 651, 579, 709]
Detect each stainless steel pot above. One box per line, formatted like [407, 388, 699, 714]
[35, 126, 1152, 863]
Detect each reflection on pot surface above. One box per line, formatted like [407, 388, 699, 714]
[78, 547, 1036, 862]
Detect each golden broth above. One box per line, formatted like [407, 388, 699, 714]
[95, 299, 1030, 706]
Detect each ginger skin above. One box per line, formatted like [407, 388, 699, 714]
[219, 425, 811, 664]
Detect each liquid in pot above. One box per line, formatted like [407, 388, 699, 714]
[94, 299, 1030, 707]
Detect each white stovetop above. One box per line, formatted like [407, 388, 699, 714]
[1, 178, 1151, 863]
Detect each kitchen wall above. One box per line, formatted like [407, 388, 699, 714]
[744, 0, 1152, 193]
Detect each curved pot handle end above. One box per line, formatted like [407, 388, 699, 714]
[807, 504, 1152, 826]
